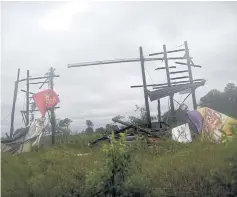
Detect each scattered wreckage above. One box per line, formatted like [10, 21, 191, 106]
[88, 118, 170, 147]
[88, 107, 237, 147]
[1, 118, 45, 154]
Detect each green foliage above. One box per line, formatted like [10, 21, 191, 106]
[210, 152, 237, 197]
[129, 105, 146, 126]
[84, 132, 131, 197]
[2, 133, 237, 197]
[86, 120, 94, 128]
[86, 120, 94, 133]
[1, 147, 100, 197]
[200, 83, 237, 118]
[59, 118, 73, 128]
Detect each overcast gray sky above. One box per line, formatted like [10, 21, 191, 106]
[1, 1, 237, 134]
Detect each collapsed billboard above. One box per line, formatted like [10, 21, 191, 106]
[186, 107, 237, 143]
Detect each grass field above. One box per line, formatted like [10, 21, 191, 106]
[1, 132, 237, 197]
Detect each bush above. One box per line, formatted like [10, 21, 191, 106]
[210, 152, 237, 197]
[2, 132, 237, 197]
[83, 132, 132, 197]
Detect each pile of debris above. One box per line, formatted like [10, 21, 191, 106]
[88, 118, 169, 147]
[1, 118, 45, 154]
[89, 107, 237, 147]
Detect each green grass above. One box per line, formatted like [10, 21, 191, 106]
[1, 133, 237, 197]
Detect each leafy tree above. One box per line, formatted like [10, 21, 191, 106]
[128, 105, 146, 126]
[200, 83, 237, 118]
[105, 124, 120, 135]
[95, 127, 106, 134]
[58, 118, 73, 130]
[85, 127, 94, 134]
[85, 120, 94, 134]
[56, 118, 72, 136]
[105, 124, 112, 132]
[113, 115, 125, 120]
[162, 105, 188, 126]
[86, 120, 94, 128]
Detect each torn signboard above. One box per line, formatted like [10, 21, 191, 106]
[187, 107, 237, 143]
[172, 123, 192, 143]
[33, 89, 59, 117]
[1, 118, 45, 154]
[148, 80, 206, 101]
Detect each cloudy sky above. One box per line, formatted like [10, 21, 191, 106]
[1, 1, 237, 134]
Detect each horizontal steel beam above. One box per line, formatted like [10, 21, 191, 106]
[68, 58, 152, 68]
[131, 83, 168, 88]
[170, 76, 189, 80]
[153, 83, 191, 90]
[169, 70, 189, 74]
[18, 75, 59, 82]
[130, 79, 205, 89]
[29, 81, 48, 85]
[20, 106, 60, 113]
[171, 79, 204, 84]
[149, 48, 185, 56]
[21, 89, 34, 95]
[68, 57, 185, 68]
[155, 66, 176, 70]
[175, 62, 202, 68]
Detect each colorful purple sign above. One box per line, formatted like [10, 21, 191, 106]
[186, 110, 204, 134]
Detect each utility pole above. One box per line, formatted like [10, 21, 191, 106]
[49, 67, 56, 145]
[139, 47, 152, 128]
[184, 41, 197, 109]
[10, 68, 20, 138]
[163, 45, 175, 121]
[26, 70, 30, 126]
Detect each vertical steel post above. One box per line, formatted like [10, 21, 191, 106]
[139, 47, 152, 128]
[10, 68, 20, 138]
[184, 41, 197, 109]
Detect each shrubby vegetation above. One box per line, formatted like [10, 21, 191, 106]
[2, 131, 237, 197]
[2, 83, 237, 197]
